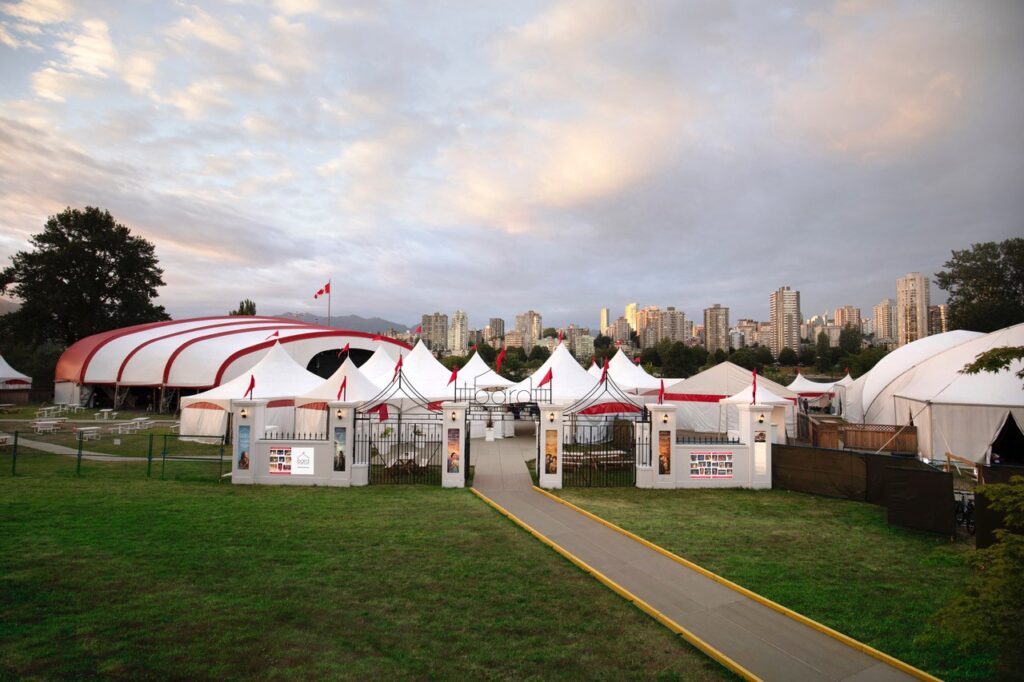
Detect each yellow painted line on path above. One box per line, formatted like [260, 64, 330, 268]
[470, 487, 761, 682]
[532, 485, 940, 682]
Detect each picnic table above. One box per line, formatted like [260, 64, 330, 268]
[131, 418, 155, 430]
[76, 426, 102, 441]
[32, 420, 59, 434]
[0, 403, 15, 414]
[36, 406, 61, 418]
[95, 409, 117, 420]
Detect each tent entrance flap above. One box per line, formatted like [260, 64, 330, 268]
[990, 412, 1024, 466]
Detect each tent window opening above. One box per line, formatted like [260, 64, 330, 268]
[991, 413, 1024, 466]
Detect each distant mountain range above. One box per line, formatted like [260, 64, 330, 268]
[274, 312, 412, 334]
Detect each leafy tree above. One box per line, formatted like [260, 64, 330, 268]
[838, 324, 861, 355]
[799, 347, 816, 367]
[593, 334, 612, 350]
[639, 347, 660, 367]
[542, 327, 558, 339]
[729, 347, 760, 371]
[777, 347, 798, 366]
[506, 346, 527, 362]
[754, 346, 774, 366]
[528, 345, 550, 362]
[815, 332, 831, 372]
[475, 342, 497, 363]
[0, 207, 168, 346]
[845, 346, 888, 377]
[935, 238, 1024, 333]
[230, 299, 256, 316]
[961, 346, 1024, 385]
[712, 348, 727, 364]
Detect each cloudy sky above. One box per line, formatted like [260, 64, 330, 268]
[1, 0, 1022, 330]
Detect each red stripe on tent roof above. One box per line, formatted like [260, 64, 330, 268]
[267, 399, 294, 408]
[162, 325, 310, 386]
[2, 379, 30, 385]
[297, 402, 328, 411]
[663, 393, 728, 403]
[187, 401, 225, 411]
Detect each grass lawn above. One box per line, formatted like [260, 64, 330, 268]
[6, 428, 225, 460]
[0, 454, 728, 680]
[554, 487, 995, 681]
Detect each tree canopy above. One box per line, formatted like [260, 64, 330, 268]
[777, 347, 798, 366]
[815, 332, 831, 372]
[838, 324, 861, 355]
[0, 207, 169, 346]
[936, 238, 1024, 333]
[230, 299, 256, 316]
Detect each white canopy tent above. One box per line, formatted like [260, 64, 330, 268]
[454, 351, 514, 391]
[294, 357, 382, 434]
[180, 343, 323, 439]
[587, 361, 602, 380]
[358, 344, 407, 388]
[663, 362, 797, 436]
[608, 349, 662, 393]
[0, 353, 31, 391]
[720, 384, 791, 443]
[835, 373, 854, 388]
[787, 372, 836, 410]
[510, 343, 600, 404]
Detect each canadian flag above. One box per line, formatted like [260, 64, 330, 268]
[537, 368, 553, 387]
[314, 281, 331, 299]
[447, 365, 459, 386]
[336, 376, 347, 401]
[495, 346, 507, 373]
[336, 343, 350, 358]
[392, 354, 403, 381]
[600, 357, 609, 383]
[243, 374, 255, 399]
[658, 379, 665, 405]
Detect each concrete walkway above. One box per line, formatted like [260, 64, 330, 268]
[471, 426, 923, 682]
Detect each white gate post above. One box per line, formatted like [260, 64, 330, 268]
[231, 399, 266, 485]
[649, 403, 677, 488]
[442, 402, 467, 488]
[538, 404, 565, 489]
[737, 402, 773, 489]
[326, 401, 356, 487]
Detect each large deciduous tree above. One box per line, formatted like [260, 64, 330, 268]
[0, 207, 169, 346]
[935, 238, 1024, 333]
[230, 299, 256, 316]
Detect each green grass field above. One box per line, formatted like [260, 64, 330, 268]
[554, 487, 995, 681]
[0, 454, 727, 680]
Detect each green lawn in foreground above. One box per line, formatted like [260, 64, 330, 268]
[7, 428, 225, 459]
[0, 455, 727, 680]
[555, 487, 994, 681]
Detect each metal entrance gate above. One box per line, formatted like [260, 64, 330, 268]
[562, 413, 649, 487]
[354, 413, 445, 484]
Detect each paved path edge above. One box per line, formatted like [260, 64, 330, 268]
[469, 487, 760, 681]
[530, 485, 940, 682]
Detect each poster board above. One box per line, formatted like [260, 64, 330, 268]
[544, 429, 558, 474]
[447, 428, 460, 473]
[658, 430, 671, 475]
[333, 426, 346, 472]
[269, 446, 315, 475]
[689, 450, 734, 479]
[237, 424, 250, 470]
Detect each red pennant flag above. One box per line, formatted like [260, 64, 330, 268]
[373, 403, 389, 422]
[336, 376, 347, 401]
[314, 281, 330, 299]
[415, 324, 422, 334]
[752, 368, 757, 405]
[324, 282, 331, 294]
[392, 354, 403, 381]
[537, 368, 553, 387]
[600, 357, 609, 383]
[558, 329, 563, 343]
[336, 342, 350, 358]
[243, 374, 255, 399]
[590, 355, 595, 367]
[615, 340, 623, 347]
[634, 355, 641, 365]
[447, 365, 459, 386]
[469, 344, 478, 351]
[265, 330, 279, 340]
[658, 379, 665, 405]
[495, 346, 506, 373]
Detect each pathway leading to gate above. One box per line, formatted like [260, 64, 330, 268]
[471, 426, 928, 682]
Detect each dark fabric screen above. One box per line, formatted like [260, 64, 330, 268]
[885, 467, 954, 535]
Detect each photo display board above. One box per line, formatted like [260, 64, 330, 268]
[689, 450, 734, 479]
[237, 424, 250, 470]
[333, 427, 346, 472]
[447, 428, 460, 473]
[658, 430, 671, 475]
[269, 446, 315, 475]
[544, 429, 558, 474]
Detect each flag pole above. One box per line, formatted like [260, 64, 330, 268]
[327, 278, 332, 328]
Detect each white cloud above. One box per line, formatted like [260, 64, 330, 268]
[120, 52, 157, 94]
[30, 65, 80, 101]
[0, 0, 70, 25]
[169, 78, 231, 119]
[58, 18, 116, 76]
[0, 21, 40, 49]
[167, 6, 244, 53]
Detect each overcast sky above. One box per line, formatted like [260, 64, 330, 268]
[1, 0, 1022, 330]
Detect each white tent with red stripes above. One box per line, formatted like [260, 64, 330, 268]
[0, 353, 31, 391]
[180, 342, 323, 439]
[294, 357, 382, 434]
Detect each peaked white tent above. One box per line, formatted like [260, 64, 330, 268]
[587, 361, 602, 380]
[359, 345, 408, 388]
[0, 353, 31, 391]
[835, 373, 854, 387]
[510, 343, 600, 404]
[608, 349, 662, 392]
[721, 384, 791, 443]
[180, 343, 323, 438]
[663, 361, 797, 436]
[453, 351, 514, 391]
[397, 340, 459, 400]
[787, 371, 836, 410]
[294, 357, 381, 434]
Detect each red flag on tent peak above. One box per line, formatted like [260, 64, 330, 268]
[336, 376, 347, 401]
[600, 357, 609, 383]
[392, 354, 403, 381]
[751, 368, 758, 405]
[447, 365, 459, 386]
[537, 367, 553, 387]
[469, 344, 478, 352]
[265, 330, 279, 340]
[336, 342, 350, 358]
[614, 340, 623, 347]
[495, 346, 507, 373]
[373, 403, 389, 422]
[557, 329, 563, 343]
[414, 324, 422, 334]
[243, 374, 255, 399]
[658, 379, 665, 405]
[589, 355, 595, 367]
[634, 355, 641, 365]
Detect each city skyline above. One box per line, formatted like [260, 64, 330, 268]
[1, 1, 1021, 328]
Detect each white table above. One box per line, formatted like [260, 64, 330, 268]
[96, 409, 115, 420]
[77, 426, 101, 441]
[32, 420, 59, 434]
[0, 403, 15, 414]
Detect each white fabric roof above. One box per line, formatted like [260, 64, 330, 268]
[587, 361, 602, 379]
[0, 352, 31, 389]
[665, 361, 797, 400]
[298, 357, 381, 404]
[454, 352, 514, 389]
[721, 384, 792, 406]
[608, 349, 662, 392]
[359, 345, 407, 388]
[396, 340, 458, 400]
[182, 342, 323, 402]
[835, 373, 854, 387]
[511, 343, 599, 402]
[787, 372, 835, 395]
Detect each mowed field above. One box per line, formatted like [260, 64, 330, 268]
[0, 453, 727, 681]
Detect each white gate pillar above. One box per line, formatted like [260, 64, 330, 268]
[737, 403, 773, 489]
[326, 401, 357, 487]
[649, 403, 677, 488]
[231, 399, 266, 485]
[538, 404, 565, 489]
[442, 402, 467, 488]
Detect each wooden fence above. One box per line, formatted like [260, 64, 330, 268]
[797, 413, 917, 453]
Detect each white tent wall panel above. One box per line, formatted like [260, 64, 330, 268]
[894, 397, 1024, 464]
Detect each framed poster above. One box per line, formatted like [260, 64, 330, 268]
[658, 430, 671, 475]
[447, 428, 460, 473]
[754, 430, 767, 475]
[269, 445, 292, 475]
[689, 451, 734, 479]
[333, 426, 346, 472]
[544, 429, 558, 474]
[292, 447, 314, 475]
[237, 424, 250, 470]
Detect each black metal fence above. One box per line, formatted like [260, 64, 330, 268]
[562, 418, 645, 487]
[354, 418, 444, 485]
[0, 430, 226, 482]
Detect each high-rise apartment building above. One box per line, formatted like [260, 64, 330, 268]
[625, 303, 638, 332]
[658, 307, 687, 344]
[769, 286, 801, 358]
[515, 310, 543, 343]
[929, 304, 948, 336]
[873, 298, 896, 343]
[421, 312, 448, 351]
[448, 310, 468, 354]
[487, 317, 505, 343]
[609, 316, 632, 344]
[834, 305, 862, 331]
[703, 304, 730, 353]
[599, 308, 610, 336]
[573, 334, 595, 362]
[735, 319, 758, 348]
[503, 330, 527, 350]
[896, 272, 930, 346]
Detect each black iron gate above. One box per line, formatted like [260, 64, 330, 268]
[562, 413, 649, 487]
[354, 412, 445, 484]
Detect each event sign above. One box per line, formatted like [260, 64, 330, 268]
[658, 430, 671, 475]
[447, 428, 460, 473]
[237, 425, 250, 470]
[269, 446, 315, 475]
[689, 451, 734, 479]
[544, 430, 558, 474]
